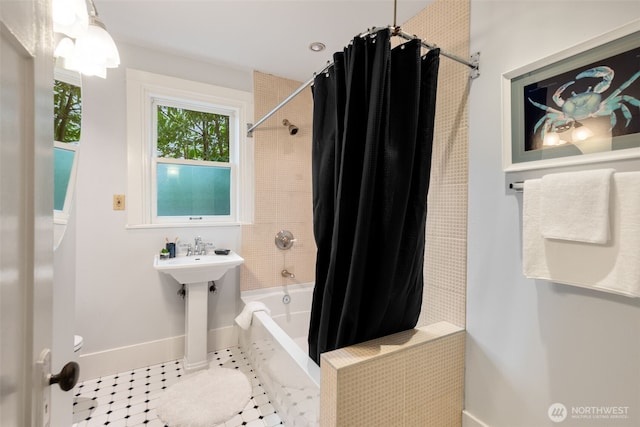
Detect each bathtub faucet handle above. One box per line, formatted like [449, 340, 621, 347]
[281, 269, 295, 279]
[275, 230, 296, 250]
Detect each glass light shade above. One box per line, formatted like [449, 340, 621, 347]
[64, 55, 107, 78]
[543, 132, 561, 146]
[67, 21, 120, 78]
[52, 0, 88, 38]
[54, 37, 75, 58]
[572, 124, 594, 142]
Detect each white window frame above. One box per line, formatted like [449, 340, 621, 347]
[126, 69, 254, 228]
[151, 97, 236, 224]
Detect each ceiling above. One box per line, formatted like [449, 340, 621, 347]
[98, 0, 430, 82]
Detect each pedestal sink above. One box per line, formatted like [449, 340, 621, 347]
[154, 252, 244, 373]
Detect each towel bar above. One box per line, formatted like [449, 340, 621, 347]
[509, 182, 524, 192]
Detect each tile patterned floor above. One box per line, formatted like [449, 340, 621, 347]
[72, 346, 284, 427]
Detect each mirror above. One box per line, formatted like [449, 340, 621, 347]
[53, 68, 81, 250]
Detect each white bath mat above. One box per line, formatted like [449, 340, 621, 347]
[156, 367, 251, 427]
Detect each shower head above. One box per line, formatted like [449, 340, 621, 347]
[282, 119, 299, 136]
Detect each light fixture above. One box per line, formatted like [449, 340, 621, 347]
[53, 0, 120, 79]
[542, 131, 561, 146]
[54, 36, 76, 58]
[571, 121, 594, 142]
[309, 42, 326, 52]
[52, 0, 88, 38]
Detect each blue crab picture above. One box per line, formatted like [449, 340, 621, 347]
[528, 66, 640, 142]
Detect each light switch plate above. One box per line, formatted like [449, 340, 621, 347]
[113, 194, 125, 210]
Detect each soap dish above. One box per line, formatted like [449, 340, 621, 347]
[214, 249, 230, 255]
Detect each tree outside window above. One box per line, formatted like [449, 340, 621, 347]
[156, 106, 229, 162]
[54, 80, 81, 143]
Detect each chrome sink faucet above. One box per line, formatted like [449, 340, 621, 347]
[194, 236, 207, 255]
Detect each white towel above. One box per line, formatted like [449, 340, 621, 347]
[540, 168, 615, 244]
[234, 301, 271, 330]
[523, 172, 640, 298]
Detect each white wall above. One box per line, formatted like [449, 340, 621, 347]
[466, 2, 640, 427]
[68, 42, 253, 376]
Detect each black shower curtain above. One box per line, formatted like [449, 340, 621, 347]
[308, 28, 440, 364]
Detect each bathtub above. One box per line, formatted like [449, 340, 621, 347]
[239, 282, 320, 427]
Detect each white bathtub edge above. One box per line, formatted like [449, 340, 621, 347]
[253, 310, 321, 387]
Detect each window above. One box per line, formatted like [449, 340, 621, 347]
[53, 70, 81, 224]
[54, 143, 77, 211]
[154, 102, 233, 220]
[127, 69, 254, 227]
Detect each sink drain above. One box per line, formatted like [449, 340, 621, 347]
[282, 294, 291, 304]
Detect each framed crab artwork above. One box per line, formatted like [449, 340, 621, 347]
[502, 20, 640, 171]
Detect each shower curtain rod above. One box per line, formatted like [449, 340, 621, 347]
[246, 25, 480, 137]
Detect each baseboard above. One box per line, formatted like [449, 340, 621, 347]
[77, 326, 238, 381]
[462, 410, 490, 427]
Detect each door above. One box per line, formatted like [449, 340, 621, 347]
[1, 0, 61, 426]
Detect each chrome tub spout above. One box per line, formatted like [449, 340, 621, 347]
[281, 269, 295, 278]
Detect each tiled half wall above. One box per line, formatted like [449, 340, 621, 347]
[320, 322, 465, 426]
